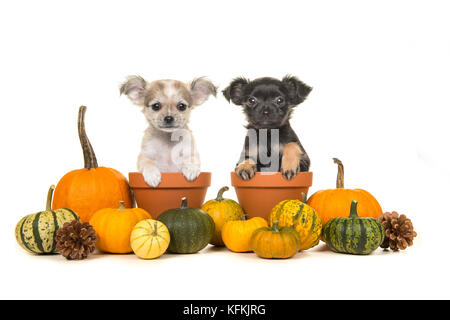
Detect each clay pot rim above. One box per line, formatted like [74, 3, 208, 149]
[230, 171, 313, 188]
[129, 172, 211, 189]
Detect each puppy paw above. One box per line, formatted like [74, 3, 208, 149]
[142, 166, 161, 187]
[235, 160, 257, 180]
[281, 142, 301, 180]
[281, 166, 300, 180]
[182, 165, 201, 181]
[281, 160, 301, 180]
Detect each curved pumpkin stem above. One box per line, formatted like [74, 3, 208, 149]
[300, 192, 307, 203]
[349, 200, 359, 218]
[46, 185, 55, 211]
[118, 201, 126, 210]
[333, 158, 344, 189]
[216, 186, 229, 201]
[272, 221, 280, 233]
[78, 106, 98, 170]
[151, 221, 159, 236]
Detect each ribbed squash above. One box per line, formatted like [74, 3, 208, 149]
[250, 221, 301, 259]
[323, 200, 385, 255]
[89, 201, 151, 253]
[157, 197, 215, 254]
[201, 186, 245, 246]
[15, 185, 80, 254]
[130, 219, 170, 259]
[268, 193, 322, 250]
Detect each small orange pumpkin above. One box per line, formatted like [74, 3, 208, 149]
[250, 221, 301, 259]
[52, 106, 133, 222]
[89, 201, 151, 253]
[221, 216, 268, 253]
[307, 158, 383, 226]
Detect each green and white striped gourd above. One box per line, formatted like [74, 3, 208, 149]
[15, 185, 80, 254]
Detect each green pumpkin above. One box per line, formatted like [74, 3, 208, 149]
[323, 200, 384, 255]
[157, 197, 215, 253]
[15, 185, 80, 254]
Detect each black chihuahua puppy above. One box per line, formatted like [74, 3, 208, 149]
[223, 75, 312, 180]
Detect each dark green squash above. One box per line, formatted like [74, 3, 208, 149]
[323, 200, 384, 255]
[157, 197, 214, 253]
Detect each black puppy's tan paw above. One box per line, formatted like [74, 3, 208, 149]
[235, 160, 257, 180]
[281, 165, 300, 180]
[281, 142, 301, 180]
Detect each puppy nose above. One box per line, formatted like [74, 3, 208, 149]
[164, 116, 174, 124]
[262, 107, 270, 115]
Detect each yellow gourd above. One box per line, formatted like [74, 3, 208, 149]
[269, 193, 322, 250]
[201, 186, 245, 246]
[130, 219, 170, 259]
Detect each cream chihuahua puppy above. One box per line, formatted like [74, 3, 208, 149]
[120, 76, 217, 187]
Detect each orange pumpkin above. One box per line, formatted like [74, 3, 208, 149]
[250, 221, 301, 259]
[221, 216, 268, 253]
[52, 106, 133, 222]
[89, 201, 152, 253]
[307, 158, 382, 226]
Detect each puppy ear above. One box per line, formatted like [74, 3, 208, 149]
[120, 75, 147, 106]
[190, 77, 217, 106]
[222, 77, 249, 105]
[282, 75, 312, 105]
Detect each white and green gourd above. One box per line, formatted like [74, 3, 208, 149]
[15, 185, 80, 254]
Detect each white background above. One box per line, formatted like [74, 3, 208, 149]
[1, 0, 449, 300]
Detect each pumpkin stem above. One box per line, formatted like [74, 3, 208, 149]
[151, 221, 158, 236]
[216, 186, 229, 201]
[119, 201, 126, 210]
[46, 185, 55, 211]
[241, 214, 248, 221]
[349, 200, 359, 218]
[180, 197, 188, 209]
[300, 192, 307, 203]
[272, 221, 280, 233]
[333, 158, 344, 189]
[78, 106, 98, 170]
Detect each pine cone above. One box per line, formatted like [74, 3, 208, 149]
[378, 211, 417, 251]
[55, 220, 97, 260]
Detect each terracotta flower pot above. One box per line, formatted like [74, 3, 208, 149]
[129, 172, 211, 218]
[230, 172, 313, 220]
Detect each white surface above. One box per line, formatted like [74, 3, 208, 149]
[1, 0, 449, 300]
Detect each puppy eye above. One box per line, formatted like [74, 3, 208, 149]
[151, 103, 161, 111]
[177, 103, 187, 111]
[276, 97, 285, 105]
[247, 97, 257, 106]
